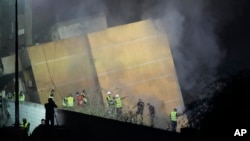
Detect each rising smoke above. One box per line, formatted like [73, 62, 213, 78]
[34, 0, 226, 94]
[140, 0, 225, 93]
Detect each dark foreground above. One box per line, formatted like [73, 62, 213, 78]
[1, 109, 198, 141]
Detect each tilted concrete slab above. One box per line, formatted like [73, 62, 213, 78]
[88, 19, 184, 127]
[27, 36, 101, 106]
[27, 19, 184, 129]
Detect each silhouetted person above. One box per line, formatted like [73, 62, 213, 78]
[30, 119, 53, 141]
[136, 99, 144, 124]
[147, 103, 155, 127]
[45, 98, 57, 126]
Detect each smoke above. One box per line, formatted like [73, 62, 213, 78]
[141, 0, 225, 92]
[33, 0, 226, 93]
[52, 0, 226, 94]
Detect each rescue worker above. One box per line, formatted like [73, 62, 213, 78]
[45, 98, 57, 126]
[20, 118, 30, 136]
[147, 103, 155, 127]
[62, 96, 68, 107]
[135, 99, 144, 124]
[115, 94, 122, 120]
[170, 108, 179, 132]
[67, 94, 74, 109]
[19, 91, 25, 101]
[76, 92, 83, 107]
[106, 91, 115, 115]
[7, 92, 13, 100]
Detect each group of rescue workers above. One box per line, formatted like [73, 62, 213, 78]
[106, 91, 123, 119]
[3, 90, 26, 101]
[1, 88, 182, 132]
[61, 89, 88, 109]
[106, 91, 156, 127]
[59, 89, 181, 131]
[105, 90, 181, 130]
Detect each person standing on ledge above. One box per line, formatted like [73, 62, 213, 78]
[45, 98, 57, 126]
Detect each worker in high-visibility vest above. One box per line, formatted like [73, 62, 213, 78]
[20, 118, 30, 136]
[67, 94, 74, 109]
[62, 97, 68, 107]
[19, 91, 25, 101]
[115, 94, 122, 119]
[106, 91, 115, 114]
[170, 108, 179, 132]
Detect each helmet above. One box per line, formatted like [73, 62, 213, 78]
[115, 94, 119, 97]
[107, 91, 111, 95]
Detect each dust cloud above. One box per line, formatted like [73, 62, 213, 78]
[140, 0, 226, 93]
[33, 0, 227, 94]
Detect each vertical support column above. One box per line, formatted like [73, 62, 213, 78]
[14, 0, 20, 127]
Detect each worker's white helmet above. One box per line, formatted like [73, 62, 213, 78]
[115, 94, 119, 97]
[107, 91, 111, 95]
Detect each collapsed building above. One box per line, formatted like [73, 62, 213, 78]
[1, 16, 185, 129]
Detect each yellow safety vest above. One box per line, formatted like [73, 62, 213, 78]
[67, 96, 74, 107]
[62, 97, 68, 106]
[19, 94, 25, 101]
[115, 97, 122, 108]
[107, 96, 114, 106]
[170, 111, 177, 121]
[20, 122, 30, 133]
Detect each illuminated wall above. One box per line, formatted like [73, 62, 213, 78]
[27, 36, 99, 106]
[88, 20, 184, 125]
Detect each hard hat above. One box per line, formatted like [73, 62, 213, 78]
[115, 94, 119, 97]
[107, 91, 111, 95]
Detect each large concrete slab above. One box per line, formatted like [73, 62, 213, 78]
[27, 19, 184, 129]
[27, 36, 100, 106]
[88, 20, 184, 126]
